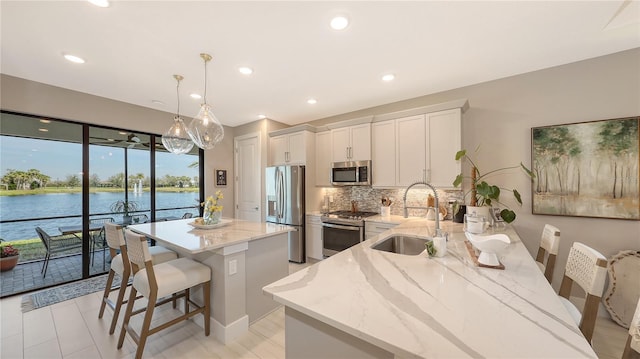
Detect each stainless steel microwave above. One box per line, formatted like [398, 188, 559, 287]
[331, 160, 371, 186]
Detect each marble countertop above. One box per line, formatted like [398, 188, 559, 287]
[263, 219, 596, 358]
[128, 218, 294, 254]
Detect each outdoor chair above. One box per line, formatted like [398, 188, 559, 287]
[182, 212, 193, 219]
[130, 214, 148, 224]
[89, 217, 115, 270]
[35, 227, 83, 278]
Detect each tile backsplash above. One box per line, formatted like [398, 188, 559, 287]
[321, 186, 462, 219]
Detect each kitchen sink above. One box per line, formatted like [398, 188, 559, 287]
[370, 235, 429, 255]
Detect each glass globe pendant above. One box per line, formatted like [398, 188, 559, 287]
[188, 53, 225, 150]
[162, 75, 194, 154]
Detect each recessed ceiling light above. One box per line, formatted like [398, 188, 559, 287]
[307, 98, 317, 105]
[382, 74, 395, 82]
[238, 67, 253, 75]
[88, 0, 110, 7]
[38, 128, 49, 132]
[39, 119, 51, 124]
[190, 93, 202, 99]
[64, 54, 85, 64]
[257, 114, 266, 119]
[330, 16, 349, 30]
[151, 100, 165, 105]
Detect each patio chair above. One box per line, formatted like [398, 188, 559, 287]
[130, 214, 148, 224]
[90, 217, 115, 270]
[35, 227, 83, 278]
[182, 212, 193, 219]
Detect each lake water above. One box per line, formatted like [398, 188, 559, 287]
[0, 191, 201, 241]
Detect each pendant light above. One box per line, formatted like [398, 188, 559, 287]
[162, 75, 194, 154]
[187, 53, 225, 150]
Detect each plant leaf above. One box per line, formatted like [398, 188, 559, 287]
[520, 163, 535, 179]
[453, 174, 463, 187]
[501, 209, 516, 223]
[513, 189, 523, 205]
[455, 150, 466, 161]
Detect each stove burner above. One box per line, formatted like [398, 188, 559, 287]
[321, 210, 378, 226]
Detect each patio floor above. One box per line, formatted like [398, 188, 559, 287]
[0, 250, 111, 298]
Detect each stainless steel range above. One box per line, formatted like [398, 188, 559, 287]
[321, 210, 378, 257]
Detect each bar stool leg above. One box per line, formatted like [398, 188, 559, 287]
[135, 291, 158, 359]
[98, 269, 116, 319]
[203, 281, 211, 336]
[109, 270, 130, 335]
[117, 287, 138, 349]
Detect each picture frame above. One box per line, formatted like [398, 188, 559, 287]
[531, 116, 639, 220]
[215, 169, 227, 187]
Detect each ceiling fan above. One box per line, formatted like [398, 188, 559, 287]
[90, 133, 151, 149]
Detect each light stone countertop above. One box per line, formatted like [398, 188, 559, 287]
[128, 218, 294, 254]
[263, 219, 597, 358]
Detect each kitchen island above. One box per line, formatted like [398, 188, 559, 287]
[128, 218, 294, 344]
[263, 219, 597, 358]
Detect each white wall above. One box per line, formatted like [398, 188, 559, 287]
[308, 48, 640, 290]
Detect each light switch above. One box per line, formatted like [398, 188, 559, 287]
[229, 259, 237, 275]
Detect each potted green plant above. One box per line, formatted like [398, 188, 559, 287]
[0, 238, 20, 272]
[110, 200, 139, 224]
[453, 149, 534, 223]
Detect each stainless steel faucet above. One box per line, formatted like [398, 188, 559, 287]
[403, 181, 443, 237]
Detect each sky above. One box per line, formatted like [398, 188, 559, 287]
[1, 135, 198, 181]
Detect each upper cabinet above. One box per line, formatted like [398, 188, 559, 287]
[372, 108, 462, 188]
[331, 123, 371, 162]
[269, 130, 313, 166]
[315, 130, 332, 187]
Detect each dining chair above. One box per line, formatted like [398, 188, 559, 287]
[98, 222, 178, 335]
[623, 297, 640, 359]
[535, 224, 561, 284]
[117, 229, 211, 359]
[558, 241, 607, 343]
[89, 217, 115, 270]
[35, 227, 83, 278]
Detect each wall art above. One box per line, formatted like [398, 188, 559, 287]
[531, 117, 639, 220]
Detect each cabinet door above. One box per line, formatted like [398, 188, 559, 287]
[287, 131, 307, 164]
[372, 120, 396, 187]
[331, 127, 351, 162]
[428, 109, 461, 188]
[315, 131, 332, 186]
[269, 135, 288, 165]
[306, 215, 323, 260]
[349, 123, 371, 161]
[396, 115, 426, 186]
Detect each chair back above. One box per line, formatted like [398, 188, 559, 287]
[182, 212, 193, 219]
[104, 222, 125, 250]
[123, 229, 152, 270]
[562, 242, 607, 296]
[131, 214, 148, 224]
[540, 224, 560, 255]
[35, 227, 50, 251]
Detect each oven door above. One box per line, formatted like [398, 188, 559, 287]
[322, 222, 363, 257]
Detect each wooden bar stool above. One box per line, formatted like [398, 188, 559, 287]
[558, 241, 607, 343]
[117, 229, 211, 359]
[623, 297, 640, 359]
[98, 222, 178, 335]
[535, 224, 561, 284]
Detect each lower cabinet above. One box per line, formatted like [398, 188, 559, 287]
[364, 221, 398, 241]
[306, 214, 323, 260]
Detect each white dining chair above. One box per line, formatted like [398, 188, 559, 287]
[98, 222, 178, 335]
[535, 224, 561, 284]
[623, 297, 640, 359]
[558, 241, 607, 343]
[117, 229, 211, 359]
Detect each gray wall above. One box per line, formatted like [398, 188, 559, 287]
[308, 48, 640, 290]
[1, 74, 236, 217]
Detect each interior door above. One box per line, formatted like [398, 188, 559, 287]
[235, 133, 261, 222]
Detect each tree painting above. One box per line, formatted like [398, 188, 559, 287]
[532, 117, 639, 220]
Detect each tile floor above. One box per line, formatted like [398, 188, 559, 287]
[0, 261, 631, 358]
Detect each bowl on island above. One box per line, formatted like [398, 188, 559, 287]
[464, 232, 511, 266]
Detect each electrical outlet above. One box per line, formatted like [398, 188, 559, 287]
[329, 196, 334, 203]
[229, 259, 237, 275]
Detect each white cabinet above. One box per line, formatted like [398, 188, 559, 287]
[269, 131, 310, 166]
[306, 214, 323, 260]
[331, 123, 371, 162]
[371, 120, 396, 187]
[315, 131, 332, 187]
[372, 109, 461, 188]
[364, 221, 398, 241]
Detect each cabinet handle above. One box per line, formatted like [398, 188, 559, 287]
[350, 147, 353, 159]
[346, 147, 349, 159]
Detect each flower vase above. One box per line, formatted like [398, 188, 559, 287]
[0, 255, 19, 272]
[204, 211, 222, 225]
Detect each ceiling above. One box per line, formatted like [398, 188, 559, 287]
[1, 1, 639, 128]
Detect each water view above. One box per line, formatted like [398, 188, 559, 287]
[0, 191, 200, 241]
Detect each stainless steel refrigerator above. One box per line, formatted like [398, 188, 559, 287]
[265, 165, 305, 263]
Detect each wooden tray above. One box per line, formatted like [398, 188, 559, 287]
[464, 240, 505, 270]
